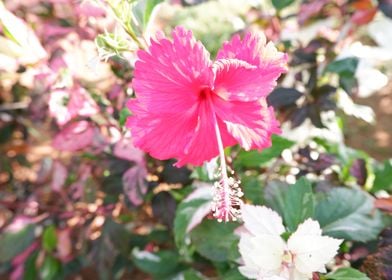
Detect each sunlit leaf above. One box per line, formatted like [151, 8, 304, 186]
[42, 225, 57, 253]
[236, 135, 294, 168]
[373, 160, 392, 192]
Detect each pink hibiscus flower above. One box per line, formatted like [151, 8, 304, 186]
[127, 27, 287, 221]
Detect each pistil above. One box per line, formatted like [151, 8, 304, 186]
[211, 111, 243, 222]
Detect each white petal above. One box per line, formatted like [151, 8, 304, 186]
[288, 219, 342, 275]
[241, 205, 285, 236]
[265, 276, 287, 280]
[291, 269, 310, 280]
[238, 265, 260, 279]
[292, 219, 322, 236]
[239, 235, 285, 272]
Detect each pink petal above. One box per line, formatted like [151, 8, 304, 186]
[127, 99, 199, 163]
[216, 32, 287, 85]
[132, 26, 213, 113]
[212, 96, 281, 151]
[174, 100, 236, 167]
[128, 98, 235, 167]
[213, 58, 282, 101]
[52, 121, 94, 152]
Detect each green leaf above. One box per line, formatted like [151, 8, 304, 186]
[241, 175, 263, 205]
[174, 186, 212, 255]
[271, 0, 295, 10]
[373, 159, 392, 192]
[264, 178, 314, 232]
[119, 107, 131, 127]
[0, 224, 36, 262]
[42, 226, 57, 253]
[283, 177, 315, 232]
[190, 166, 211, 182]
[132, 248, 181, 277]
[24, 252, 38, 280]
[40, 255, 61, 280]
[315, 188, 384, 242]
[264, 180, 289, 217]
[103, 219, 132, 256]
[325, 267, 370, 280]
[170, 269, 206, 280]
[326, 57, 359, 76]
[222, 268, 247, 280]
[190, 219, 239, 262]
[144, 0, 163, 27]
[95, 32, 131, 59]
[236, 135, 294, 168]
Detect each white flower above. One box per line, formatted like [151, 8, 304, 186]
[238, 205, 342, 280]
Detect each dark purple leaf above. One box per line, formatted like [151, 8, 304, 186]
[122, 165, 148, 206]
[160, 160, 192, 185]
[113, 137, 145, 163]
[379, 228, 392, 248]
[267, 87, 303, 109]
[290, 106, 309, 128]
[291, 49, 316, 65]
[350, 159, 367, 186]
[306, 67, 318, 92]
[152, 192, 177, 228]
[308, 154, 336, 172]
[362, 239, 392, 279]
[312, 85, 336, 99]
[309, 106, 325, 128]
[379, 0, 392, 18]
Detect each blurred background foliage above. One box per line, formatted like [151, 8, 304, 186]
[0, 0, 392, 279]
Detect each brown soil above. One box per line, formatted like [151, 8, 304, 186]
[345, 81, 392, 161]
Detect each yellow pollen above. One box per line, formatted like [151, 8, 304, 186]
[282, 251, 293, 264]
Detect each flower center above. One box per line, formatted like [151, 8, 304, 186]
[282, 250, 293, 266]
[199, 87, 214, 101]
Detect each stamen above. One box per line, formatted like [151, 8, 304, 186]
[211, 118, 243, 222]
